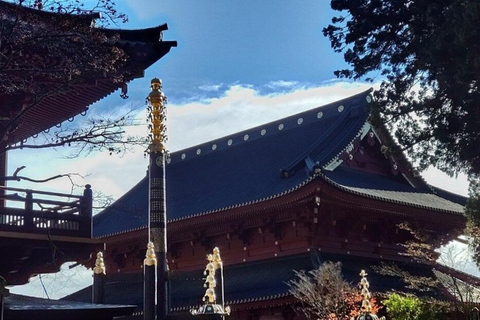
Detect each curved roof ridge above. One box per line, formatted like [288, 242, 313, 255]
[101, 24, 170, 43]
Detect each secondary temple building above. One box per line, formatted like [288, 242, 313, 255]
[67, 90, 473, 319]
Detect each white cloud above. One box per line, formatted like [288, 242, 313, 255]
[265, 80, 299, 89]
[167, 81, 374, 151]
[198, 83, 223, 92]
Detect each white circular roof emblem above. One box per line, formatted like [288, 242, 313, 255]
[181, 153, 186, 160]
[212, 144, 217, 150]
[366, 95, 372, 103]
[297, 118, 303, 125]
[338, 105, 344, 112]
[196, 148, 201, 155]
[227, 139, 233, 146]
[278, 123, 284, 130]
[244, 134, 249, 141]
[317, 111, 323, 119]
[260, 129, 267, 136]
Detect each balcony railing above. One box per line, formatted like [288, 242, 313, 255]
[0, 184, 92, 238]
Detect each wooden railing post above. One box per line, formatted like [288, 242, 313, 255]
[24, 190, 33, 231]
[81, 184, 93, 237]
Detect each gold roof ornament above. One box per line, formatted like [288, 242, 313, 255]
[144, 242, 157, 267]
[191, 247, 230, 318]
[356, 270, 385, 320]
[147, 78, 167, 154]
[93, 251, 106, 275]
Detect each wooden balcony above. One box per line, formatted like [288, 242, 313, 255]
[0, 185, 101, 285]
[0, 185, 92, 238]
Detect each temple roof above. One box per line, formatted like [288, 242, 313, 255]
[0, 1, 177, 144]
[93, 90, 465, 238]
[64, 251, 455, 312]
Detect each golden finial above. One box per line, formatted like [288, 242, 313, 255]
[212, 246, 223, 269]
[144, 242, 157, 266]
[93, 251, 106, 275]
[356, 270, 385, 320]
[147, 78, 167, 154]
[191, 247, 230, 317]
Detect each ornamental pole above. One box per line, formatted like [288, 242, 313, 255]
[146, 78, 168, 320]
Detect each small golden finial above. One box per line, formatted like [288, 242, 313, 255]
[203, 253, 217, 304]
[147, 78, 168, 154]
[93, 252, 106, 275]
[144, 242, 157, 266]
[212, 246, 223, 269]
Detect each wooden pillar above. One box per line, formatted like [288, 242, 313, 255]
[144, 242, 157, 320]
[92, 252, 106, 304]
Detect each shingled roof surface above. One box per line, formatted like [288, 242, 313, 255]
[93, 90, 464, 238]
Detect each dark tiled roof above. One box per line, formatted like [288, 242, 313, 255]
[324, 167, 465, 214]
[94, 91, 372, 237]
[429, 185, 468, 206]
[93, 90, 465, 238]
[65, 252, 452, 312]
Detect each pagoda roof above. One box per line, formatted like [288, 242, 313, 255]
[0, 1, 177, 144]
[93, 90, 465, 238]
[64, 251, 457, 312]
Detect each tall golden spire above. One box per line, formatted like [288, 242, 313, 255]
[147, 78, 167, 153]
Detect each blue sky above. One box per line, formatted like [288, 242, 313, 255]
[8, 0, 474, 297]
[115, 1, 348, 101]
